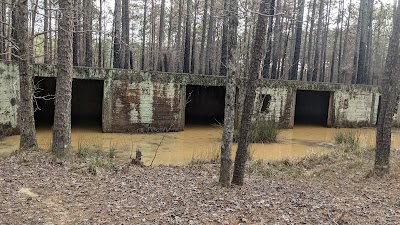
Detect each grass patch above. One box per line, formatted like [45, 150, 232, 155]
[190, 145, 221, 165]
[334, 130, 360, 152]
[234, 119, 279, 143]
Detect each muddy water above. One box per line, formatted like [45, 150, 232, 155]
[1, 125, 400, 166]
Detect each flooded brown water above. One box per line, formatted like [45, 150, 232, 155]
[1, 125, 400, 165]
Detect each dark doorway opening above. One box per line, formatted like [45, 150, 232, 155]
[294, 90, 331, 126]
[34, 77, 104, 129]
[34, 77, 56, 127]
[185, 85, 225, 125]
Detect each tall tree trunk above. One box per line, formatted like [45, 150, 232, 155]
[306, 0, 317, 81]
[356, 0, 373, 84]
[198, 0, 208, 74]
[375, 1, 400, 173]
[262, 0, 275, 79]
[84, 0, 93, 67]
[141, 0, 147, 70]
[52, 0, 74, 159]
[300, 1, 311, 80]
[15, 0, 37, 150]
[337, 0, 345, 82]
[158, 0, 166, 71]
[219, 0, 229, 76]
[11, 0, 17, 60]
[271, 0, 281, 79]
[352, 0, 364, 83]
[320, 0, 331, 82]
[30, 0, 39, 62]
[113, 0, 122, 68]
[289, 0, 305, 80]
[190, 0, 198, 74]
[312, 0, 324, 81]
[330, 0, 342, 83]
[43, 0, 49, 64]
[205, 0, 215, 75]
[340, 0, 351, 83]
[166, 0, 174, 71]
[219, 0, 238, 187]
[49, 1, 53, 63]
[183, 0, 192, 73]
[98, 0, 102, 67]
[72, 0, 80, 66]
[232, 0, 269, 185]
[121, 0, 130, 69]
[175, 0, 183, 72]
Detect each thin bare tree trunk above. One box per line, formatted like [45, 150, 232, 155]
[113, 0, 122, 68]
[190, 0, 198, 74]
[43, 0, 49, 63]
[141, 0, 148, 70]
[375, 0, 400, 173]
[312, 0, 324, 81]
[198, 0, 208, 74]
[183, 0, 192, 73]
[83, 0, 93, 67]
[52, 0, 74, 159]
[205, 0, 215, 75]
[15, 0, 37, 150]
[175, 0, 183, 72]
[219, 0, 238, 187]
[262, 0, 275, 79]
[98, 0, 102, 67]
[158, 0, 166, 71]
[232, 0, 269, 185]
[121, 0, 130, 68]
[289, 0, 305, 80]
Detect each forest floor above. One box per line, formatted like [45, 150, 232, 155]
[1, 146, 400, 224]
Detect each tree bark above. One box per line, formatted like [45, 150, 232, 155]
[190, 0, 198, 74]
[121, 0, 130, 69]
[52, 0, 74, 159]
[232, 0, 269, 185]
[98, 0, 102, 67]
[158, 0, 166, 71]
[289, 0, 305, 80]
[141, 0, 148, 70]
[219, 0, 229, 76]
[306, 0, 317, 81]
[113, 0, 122, 68]
[262, 0, 275, 79]
[175, 0, 183, 72]
[15, 0, 37, 150]
[183, 0, 192, 73]
[205, 0, 215, 75]
[43, 0, 49, 64]
[219, 0, 238, 187]
[198, 0, 208, 74]
[83, 0, 93, 67]
[375, 1, 400, 173]
[312, 0, 324, 82]
[72, 0, 80, 66]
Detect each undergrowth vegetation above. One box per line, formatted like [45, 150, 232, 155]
[234, 119, 279, 143]
[334, 130, 360, 152]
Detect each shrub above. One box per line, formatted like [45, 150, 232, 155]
[234, 119, 279, 143]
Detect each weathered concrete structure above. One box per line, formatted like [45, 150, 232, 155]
[0, 62, 390, 134]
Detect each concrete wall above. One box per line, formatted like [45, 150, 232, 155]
[0, 63, 19, 133]
[0, 62, 396, 133]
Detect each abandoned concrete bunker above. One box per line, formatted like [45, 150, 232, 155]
[0, 62, 392, 133]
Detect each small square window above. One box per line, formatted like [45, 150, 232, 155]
[261, 94, 271, 112]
